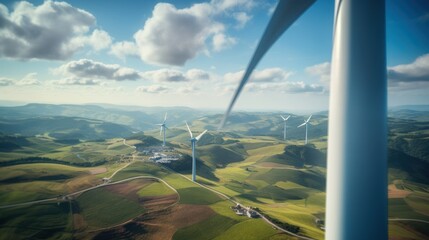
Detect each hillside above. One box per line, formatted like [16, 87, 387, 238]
[0, 116, 133, 140]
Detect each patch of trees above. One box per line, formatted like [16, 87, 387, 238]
[0, 157, 107, 167]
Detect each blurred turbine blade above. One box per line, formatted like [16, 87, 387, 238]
[218, 0, 316, 130]
[297, 122, 306, 128]
[306, 115, 312, 123]
[196, 130, 208, 141]
[185, 121, 193, 138]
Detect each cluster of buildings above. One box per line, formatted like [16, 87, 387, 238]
[149, 152, 182, 163]
[231, 203, 259, 218]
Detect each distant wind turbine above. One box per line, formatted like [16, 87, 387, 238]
[156, 113, 168, 147]
[280, 115, 290, 140]
[185, 121, 207, 182]
[218, 0, 388, 239]
[297, 115, 312, 144]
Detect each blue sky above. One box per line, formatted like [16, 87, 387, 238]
[0, 0, 428, 112]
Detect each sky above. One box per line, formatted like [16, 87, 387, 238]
[0, 0, 428, 112]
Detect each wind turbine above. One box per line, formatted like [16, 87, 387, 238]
[156, 113, 168, 147]
[185, 121, 207, 182]
[280, 115, 290, 140]
[297, 115, 312, 144]
[218, 0, 387, 239]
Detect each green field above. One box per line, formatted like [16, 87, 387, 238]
[77, 187, 145, 230]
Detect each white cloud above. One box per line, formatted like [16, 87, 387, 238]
[233, 12, 252, 28]
[186, 69, 211, 81]
[142, 69, 187, 82]
[245, 81, 324, 93]
[212, 33, 237, 51]
[16, 72, 39, 85]
[109, 41, 139, 60]
[136, 85, 169, 94]
[142, 68, 211, 82]
[52, 78, 104, 86]
[0, 77, 13, 86]
[54, 59, 142, 81]
[177, 85, 200, 94]
[388, 53, 429, 82]
[306, 62, 331, 86]
[0, 1, 112, 60]
[115, 1, 254, 65]
[86, 29, 112, 51]
[133, 3, 220, 66]
[211, 0, 255, 11]
[0, 73, 39, 86]
[224, 68, 293, 82]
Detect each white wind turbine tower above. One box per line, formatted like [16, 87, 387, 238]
[218, 0, 387, 239]
[156, 113, 168, 147]
[280, 115, 290, 140]
[185, 121, 207, 182]
[297, 115, 312, 144]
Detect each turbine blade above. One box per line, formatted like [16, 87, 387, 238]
[218, 0, 316, 130]
[285, 115, 291, 121]
[185, 121, 193, 138]
[155, 123, 163, 126]
[159, 126, 163, 136]
[164, 112, 167, 123]
[195, 130, 208, 141]
[306, 115, 312, 123]
[280, 115, 286, 120]
[297, 122, 306, 128]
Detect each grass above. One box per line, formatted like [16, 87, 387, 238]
[77, 187, 145, 229]
[177, 187, 222, 205]
[0, 202, 71, 240]
[213, 219, 280, 240]
[0, 163, 105, 205]
[137, 180, 175, 197]
[173, 214, 237, 240]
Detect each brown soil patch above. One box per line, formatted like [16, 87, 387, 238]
[388, 184, 411, 199]
[140, 194, 179, 212]
[89, 204, 215, 240]
[73, 213, 87, 231]
[66, 175, 101, 193]
[104, 179, 155, 200]
[137, 204, 216, 240]
[88, 167, 107, 175]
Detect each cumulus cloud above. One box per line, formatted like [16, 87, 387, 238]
[114, 1, 254, 65]
[52, 78, 104, 86]
[306, 62, 331, 87]
[233, 12, 252, 28]
[142, 69, 187, 82]
[142, 68, 211, 82]
[177, 85, 200, 94]
[388, 53, 429, 82]
[212, 33, 236, 51]
[136, 85, 169, 93]
[54, 59, 142, 81]
[245, 82, 324, 93]
[0, 1, 111, 60]
[0, 77, 13, 86]
[16, 72, 40, 85]
[0, 73, 39, 86]
[186, 69, 211, 81]
[133, 3, 219, 66]
[109, 41, 139, 60]
[224, 68, 293, 83]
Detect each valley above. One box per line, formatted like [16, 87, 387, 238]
[0, 104, 428, 239]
